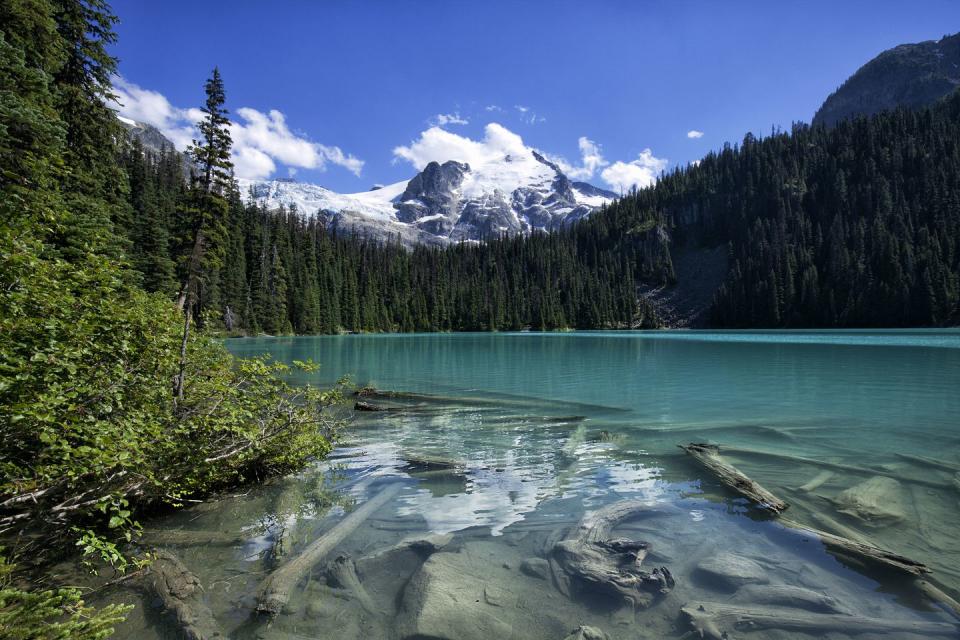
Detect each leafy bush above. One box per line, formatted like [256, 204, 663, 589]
[0, 234, 344, 564]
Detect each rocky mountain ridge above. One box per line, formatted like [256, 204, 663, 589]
[237, 152, 616, 246]
[813, 32, 960, 127]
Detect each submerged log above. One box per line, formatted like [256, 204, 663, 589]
[146, 550, 226, 639]
[720, 445, 952, 490]
[680, 443, 789, 513]
[895, 452, 960, 474]
[549, 499, 675, 610]
[916, 579, 960, 621]
[256, 482, 403, 616]
[354, 400, 387, 412]
[354, 386, 629, 414]
[680, 601, 958, 639]
[796, 470, 834, 493]
[269, 479, 305, 565]
[731, 584, 851, 614]
[682, 445, 931, 576]
[326, 554, 378, 615]
[779, 516, 930, 575]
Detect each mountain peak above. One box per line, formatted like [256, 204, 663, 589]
[813, 32, 960, 127]
[239, 149, 615, 246]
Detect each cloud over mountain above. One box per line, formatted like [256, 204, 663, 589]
[110, 77, 363, 180]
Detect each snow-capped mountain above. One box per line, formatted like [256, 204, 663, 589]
[119, 115, 617, 245]
[237, 150, 616, 245]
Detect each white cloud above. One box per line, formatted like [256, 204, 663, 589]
[547, 136, 610, 180]
[485, 105, 503, 112]
[395, 123, 666, 193]
[108, 77, 364, 180]
[514, 105, 529, 114]
[429, 112, 469, 127]
[393, 122, 529, 170]
[233, 147, 276, 181]
[687, 129, 704, 139]
[111, 77, 196, 148]
[232, 108, 319, 168]
[112, 77, 177, 129]
[316, 143, 364, 177]
[600, 148, 668, 193]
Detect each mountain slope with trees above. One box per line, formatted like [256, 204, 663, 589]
[814, 32, 960, 128]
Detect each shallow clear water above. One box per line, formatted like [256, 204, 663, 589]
[108, 331, 960, 639]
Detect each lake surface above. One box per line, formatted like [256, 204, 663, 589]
[111, 331, 960, 639]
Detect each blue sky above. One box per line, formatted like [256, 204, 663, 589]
[110, 0, 960, 192]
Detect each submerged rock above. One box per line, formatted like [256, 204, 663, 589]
[356, 532, 453, 591]
[832, 476, 907, 526]
[400, 552, 514, 640]
[520, 557, 550, 580]
[399, 545, 570, 640]
[695, 552, 769, 591]
[562, 626, 609, 640]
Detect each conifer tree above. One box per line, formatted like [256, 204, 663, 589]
[173, 67, 234, 402]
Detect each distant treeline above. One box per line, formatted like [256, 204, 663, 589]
[121, 91, 960, 333]
[122, 142, 666, 333]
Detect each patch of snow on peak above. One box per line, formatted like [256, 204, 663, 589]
[237, 177, 403, 221]
[459, 151, 555, 201]
[572, 186, 613, 208]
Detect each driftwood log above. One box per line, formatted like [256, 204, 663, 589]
[895, 452, 960, 473]
[146, 550, 226, 639]
[796, 470, 834, 493]
[681, 601, 959, 639]
[256, 482, 403, 616]
[680, 443, 789, 513]
[678, 442, 929, 575]
[268, 479, 304, 565]
[354, 386, 629, 415]
[780, 517, 931, 575]
[549, 499, 675, 610]
[679, 443, 938, 577]
[325, 554, 379, 615]
[917, 579, 960, 621]
[719, 445, 952, 490]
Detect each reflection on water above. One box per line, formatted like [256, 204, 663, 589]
[101, 331, 960, 639]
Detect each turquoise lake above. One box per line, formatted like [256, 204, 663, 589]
[111, 330, 960, 639]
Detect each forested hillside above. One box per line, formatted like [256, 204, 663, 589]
[634, 97, 960, 327]
[121, 91, 960, 332]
